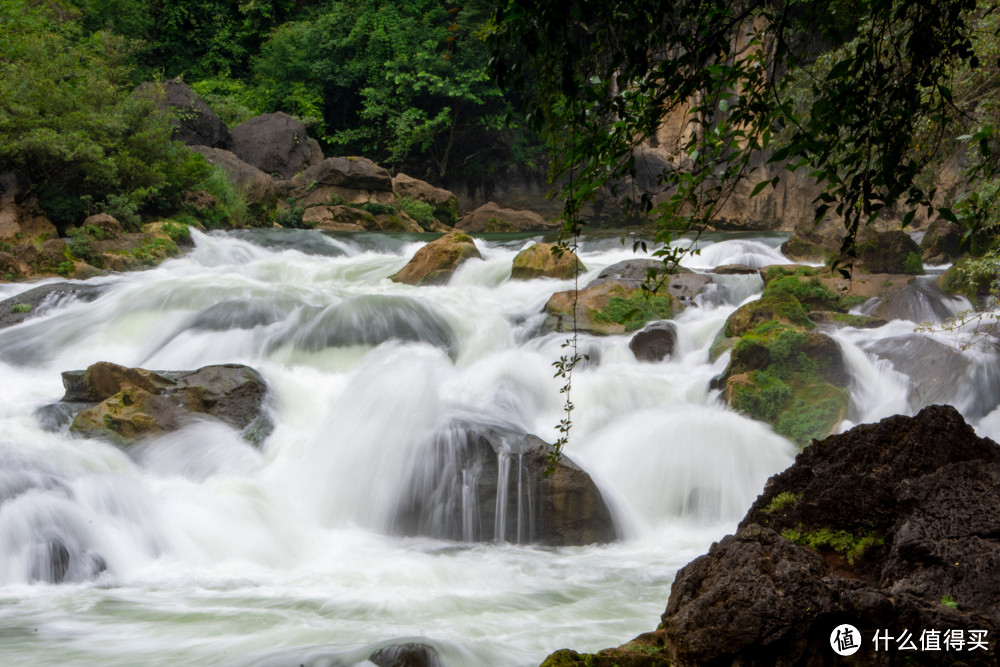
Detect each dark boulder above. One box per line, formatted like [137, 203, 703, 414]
[658, 405, 1000, 666]
[189, 146, 277, 207]
[369, 643, 442, 667]
[56, 362, 272, 446]
[230, 112, 324, 179]
[395, 417, 616, 546]
[629, 321, 677, 362]
[136, 79, 231, 149]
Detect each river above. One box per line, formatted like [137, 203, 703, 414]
[0, 229, 994, 666]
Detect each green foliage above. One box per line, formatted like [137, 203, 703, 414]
[782, 526, 884, 565]
[776, 386, 849, 445]
[397, 197, 436, 227]
[10, 303, 32, 314]
[941, 595, 958, 609]
[902, 252, 925, 275]
[593, 291, 672, 331]
[764, 266, 817, 281]
[730, 369, 792, 424]
[359, 202, 397, 216]
[160, 222, 192, 246]
[181, 165, 249, 229]
[274, 201, 306, 229]
[763, 276, 843, 312]
[127, 236, 180, 266]
[764, 491, 801, 514]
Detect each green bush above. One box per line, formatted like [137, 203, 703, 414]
[398, 197, 435, 226]
[782, 526, 884, 564]
[902, 251, 925, 275]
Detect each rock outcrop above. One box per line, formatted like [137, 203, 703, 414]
[286, 156, 396, 207]
[0, 282, 107, 330]
[395, 418, 616, 546]
[392, 172, 459, 226]
[390, 232, 482, 286]
[53, 362, 272, 446]
[189, 146, 277, 207]
[510, 242, 586, 280]
[230, 112, 324, 179]
[541, 405, 1000, 665]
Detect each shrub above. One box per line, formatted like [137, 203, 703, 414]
[398, 197, 435, 226]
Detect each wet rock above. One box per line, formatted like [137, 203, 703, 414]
[591, 259, 666, 288]
[457, 201, 559, 233]
[0, 282, 107, 329]
[59, 362, 272, 446]
[544, 280, 678, 336]
[629, 321, 677, 362]
[861, 279, 959, 324]
[591, 259, 712, 303]
[230, 112, 323, 179]
[655, 405, 1000, 666]
[136, 79, 232, 149]
[710, 263, 759, 274]
[807, 311, 887, 329]
[395, 418, 616, 546]
[510, 243, 586, 280]
[855, 230, 923, 274]
[369, 643, 442, 667]
[391, 232, 482, 286]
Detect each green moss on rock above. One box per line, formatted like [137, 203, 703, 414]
[592, 291, 673, 331]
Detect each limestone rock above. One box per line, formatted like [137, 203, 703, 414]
[0, 282, 107, 330]
[81, 213, 123, 239]
[136, 79, 232, 149]
[60, 362, 271, 446]
[230, 112, 323, 179]
[921, 218, 963, 264]
[301, 205, 375, 231]
[390, 232, 482, 286]
[855, 230, 923, 274]
[457, 201, 558, 233]
[510, 242, 586, 280]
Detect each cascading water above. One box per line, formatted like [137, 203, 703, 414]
[0, 229, 995, 665]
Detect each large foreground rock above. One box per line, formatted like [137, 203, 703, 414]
[395, 418, 616, 546]
[230, 112, 323, 179]
[57, 362, 271, 446]
[542, 405, 1000, 665]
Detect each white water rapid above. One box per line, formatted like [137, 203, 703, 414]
[0, 229, 995, 666]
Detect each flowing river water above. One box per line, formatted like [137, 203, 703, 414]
[0, 229, 996, 666]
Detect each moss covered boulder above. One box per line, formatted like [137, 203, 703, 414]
[544, 281, 677, 335]
[855, 230, 923, 274]
[510, 243, 586, 280]
[390, 232, 482, 286]
[60, 362, 271, 446]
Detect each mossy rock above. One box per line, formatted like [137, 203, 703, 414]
[723, 291, 812, 338]
[545, 281, 678, 335]
[510, 242, 586, 280]
[390, 232, 482, 286]
[853, 230, 922, 274]
[807, 311, 887, 329]
[761, 274, 844, 312]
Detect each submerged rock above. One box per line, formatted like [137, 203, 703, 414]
[395, 418, 616, 546]
[369, 643, 442, 667]
[55, 362, 271, 446]
[542, 405, 1000, 665]
[629, 321, 677, 362]
[0, 282, 107, 330]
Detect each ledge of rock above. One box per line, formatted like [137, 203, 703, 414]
[541, 405, 1000, 665]
[457, 201, 559, 233]
[51, 362, 272, 446]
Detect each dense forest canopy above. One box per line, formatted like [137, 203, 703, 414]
[1, 0, 998, 262]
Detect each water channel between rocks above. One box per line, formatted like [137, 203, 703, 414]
[0, 229, 994, 666]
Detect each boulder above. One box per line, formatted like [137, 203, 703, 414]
[392, 172, 459, 225]
[60, 362, 271, 446]
[136, 79, 232, 149]
[189, 146, 276, 206]
[510, 242, 586, 280]
[629, 321, 677, 362]
[546, 406, 1000, 666]
[921, 218, 963, 264]
[855, 230, 923, 274]
[369, 643, 442, 667]
[861, 279, 958, 323]
[81, 213, 124, 239]
[301, 205, 374, 231]
[0, 173, 59, 245]
[229, 112, 323, 179]
[286, 157, 395, 207]
[456, 201, 558, 233]
[658, 405, 1000, 666]
[591, 259, 712, 302]
[545, 280, 678, 336]
[390, 232, 482, 286]
[394, 418, 616, 546]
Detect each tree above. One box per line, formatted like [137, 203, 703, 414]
[487, 0, 997, 268]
